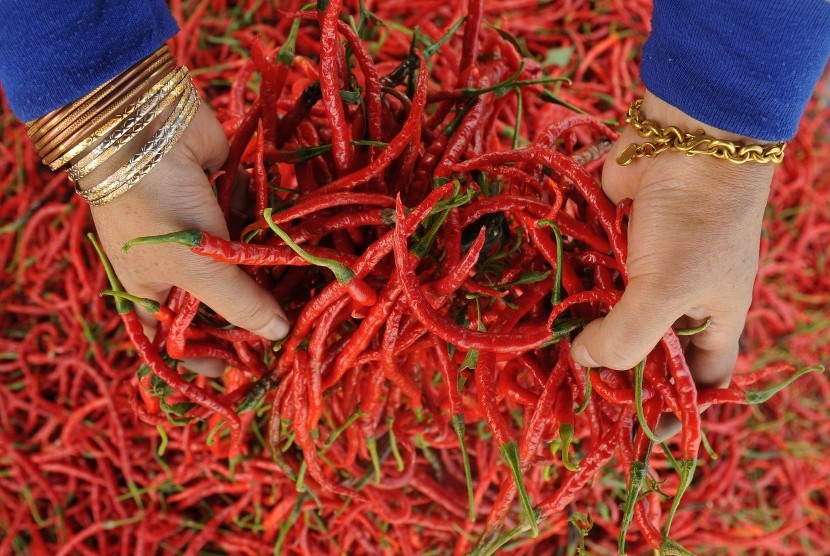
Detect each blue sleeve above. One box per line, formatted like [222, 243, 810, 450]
[641, 0, 830, 141]
[0, 0, 179, 122]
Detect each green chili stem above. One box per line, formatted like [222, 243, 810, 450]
[618, 460, 648, 555]
[634, 360, 662, 443]
[156, 425, 169, 457]
[700, 429, 718, 460]
[423, 16, 466, 60]
[101, 290, 161, 315]
[274, 494, 306, 556]
[451, 414, 476, 522]
[536, 220, 563, 306]
[264, 208, 355, 283]
[387, 421, 405, 472]
[663, 458, 696, 536]
[87, 233, 129, 314]
[674, 318, 712, 336]
[366, 437, 382, 484]
[559, 424, 579, 472]
[513, 89, 522, 150]
[206, 419, 227, 446]
[325, 411, 364, 449]
[295, 460, 308, 493]
[575, 377, 592, 415]
[122, 230, 203, 252]
[276, 18, 301, 65]
[499, 441, 538, 538]
[745, 365, 824, 404]
[660, 538, 696, 556]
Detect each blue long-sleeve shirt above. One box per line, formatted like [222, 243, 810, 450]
[0, 1, 828, 141]
[0, 0, 178, 122]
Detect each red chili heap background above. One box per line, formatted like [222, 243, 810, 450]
[1, 1, 829, 554]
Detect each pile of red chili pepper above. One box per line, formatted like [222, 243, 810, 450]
[2, 1, 829, 554]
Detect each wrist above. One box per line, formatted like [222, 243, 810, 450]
[616, 91, 785, 167]
[641, 91, 774, 145]
[77, 103, 177, 192]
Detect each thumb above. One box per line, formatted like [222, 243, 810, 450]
[180, 104, 230, 172]
[175, 258, 290, 342]
[571, 278, 685, 370]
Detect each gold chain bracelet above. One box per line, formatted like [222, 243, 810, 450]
[616, 99, 786, 166]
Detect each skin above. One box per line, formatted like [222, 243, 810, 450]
[81, 104, 289, 376]
[571, 91, 776, 430]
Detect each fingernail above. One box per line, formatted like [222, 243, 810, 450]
[260, 315, 290, 341]
[572, 344, 599, 368]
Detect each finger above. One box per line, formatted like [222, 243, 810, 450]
[181, 105, 230, 172]
[571, 277, 688, 370]
[178, 357, 225, 378]
[684, 314, 743, 388]
[120, 280, 226, 377]
[600, 133, 639, 205]
[175, 259, 289, 342]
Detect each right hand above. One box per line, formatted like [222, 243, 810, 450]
[84, 104, 289, 375]
[571, 92, 775, 398]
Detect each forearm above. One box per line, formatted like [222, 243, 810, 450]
[642, 0, 830, 141]
[0, 0, 179, 121]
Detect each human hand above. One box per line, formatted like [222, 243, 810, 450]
[571, 91, 775, 393]
[83, 104, 289, 375]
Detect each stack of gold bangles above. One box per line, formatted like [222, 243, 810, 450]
[24, 45, 200, 206]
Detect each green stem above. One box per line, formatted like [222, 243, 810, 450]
[674, 318, 711, 336]
[422, 16, 466, 60]
[122, 229, 203, 252]
[499, 441, 538, 538]
[633, 360, 662, 443]
[536, 220, 563, 306]
[559, 424, 579, 472]
[87, 233, 128, 314]
[618, 460, 648, 555]
[411, 202, 451, 259]
[325, 411, 364, 449]
[366, 436, 381, 484]
[745, 365, 825, 404]
[263, 208, 355, 284]
[540, 318, 586, 348]
[663, 458, 696, 536]
[295, 460, 307, 493]
[660, 538, 697, 556]
[574, 377, 591, 415]
[102, 512, 145, 530]
[660, 442, 681, 474]
[101, 290, 161, 315]
[274, 494, 306, 556]
[237, 372, 281, 413]
[206, 419, 226, 446]
[387, 420, 405, 472]
[512, 89, 522, 150]
[276, 18, 301, 65]
[700, 428, 718, 460]
[451, 414, 476, 522]
[156, 425, 169, 457]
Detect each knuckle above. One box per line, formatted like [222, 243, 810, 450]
[226, 297, 269, 329]
[589, 336, 642, 371]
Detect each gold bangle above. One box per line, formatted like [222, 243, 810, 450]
[66, 69, 190, 180]
[616, 99, 786, 166]
[40, 60, 175, 165]
[29, 48, 171, 146]
[46, 66, 184, 171]
[79, 84, 200, 206]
